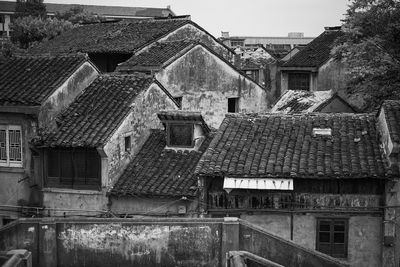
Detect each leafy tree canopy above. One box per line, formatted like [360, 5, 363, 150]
[15, 0, 46, 18]
[55, 6, 105, 24]
[332, 0, 400, 111]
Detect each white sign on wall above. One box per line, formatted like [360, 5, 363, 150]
[223, 177, 293, 193]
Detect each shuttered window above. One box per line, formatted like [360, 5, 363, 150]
[45, 148, 101, 190]
[316, 218, 348, 258]
[0, 125, 22, 167]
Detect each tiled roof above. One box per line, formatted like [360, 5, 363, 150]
[0, 54, 88, 106]
[282, 29, 343, 68]
[29, 19, 191, 54]
[157, 110, 211, 133]
[271, 90, 333, 114]
[382, 100, 400, 144]
[117, 40, 195, 71]
[196, 113, 396, 179]
[0, 1, 174, 17]
[37, 74, 154, 147]
[109, 129, 213, 197]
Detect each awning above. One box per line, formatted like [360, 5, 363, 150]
[223, 177, 293, 191]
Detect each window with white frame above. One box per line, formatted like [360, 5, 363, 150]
[0, 125, 23, 167]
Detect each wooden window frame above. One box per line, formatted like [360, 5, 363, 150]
[45, 148, 101, 190]
[0, 125, 23, 168]
[288, 72, 311, 91]
[166, 122, 194, 148]
[316, 218, 348, 258]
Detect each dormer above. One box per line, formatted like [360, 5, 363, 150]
[157, 110, 210, 151]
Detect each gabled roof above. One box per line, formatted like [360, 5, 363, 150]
[109, 129, 213, 198]
[271, 90, 348, 114]
[0, 1, 174, 18]
[381, 100, 400, 144]
[36, 74, 163, 147]
[117, 40, 195, 71]
[29, 19, 190, 54]
[29, 18, 232, 56]
[196, 113, 397, 179]
[118, 40, 262, 88]
[282, 28, 343, 68]
[0, 54, 88, 106]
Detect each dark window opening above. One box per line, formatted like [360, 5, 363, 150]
[88, 53, 133, 72]
[228, 97, 239, 113]
[46, 148, 101, 190]
[173, 97, 183, 109]
[167, 123, 194, 147]
[317, 218, 348, 258]
[124, 136, 131, 152]
[288, 72, 310, 90]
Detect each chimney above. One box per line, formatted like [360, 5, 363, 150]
[221, 31, 230, 38]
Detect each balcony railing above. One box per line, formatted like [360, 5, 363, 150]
[208, 191, 382, 211]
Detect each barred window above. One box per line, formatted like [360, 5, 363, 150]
[0, 125, 22, 167]
[288, 72, 310, 90]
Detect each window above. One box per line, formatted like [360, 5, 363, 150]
[228, 98, 239, 113]
[46, 148, 101, 190]
[288, 73, 310, 91]
[124, 136, 131, 152]
[317, 218, 348, 258]
[0, 125, 22, 167]
[245, 70, 260, 83]
[167, 123, 194, 147]
[173, 97, 183, 109]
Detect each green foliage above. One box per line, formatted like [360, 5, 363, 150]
[15, 0, 46, 18]
[55, 6, 105, 24]
[10, 16, 73, 49]
[332, 0, 400, 111]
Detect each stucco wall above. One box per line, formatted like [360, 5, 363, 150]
[104, 83, 178, 187]
[240, 213, 382, 267]
[156, 46, 269, 128]
[110, 196, 199, 217]
[0, 113, 37, 220]
[38, 62, 98, 130]
[317, 59, 347, 93]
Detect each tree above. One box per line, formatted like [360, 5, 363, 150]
[55, 6, 105, 24]
[14, 0, 46, 19]
[332, 0, 400, 111]
[10, 16, 73, 49]
[9, 5, 103, 50]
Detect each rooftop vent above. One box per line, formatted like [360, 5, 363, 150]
[313, 128, 332, 136]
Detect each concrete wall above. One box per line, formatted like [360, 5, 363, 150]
[0, 113, 37, 222]
[110, 196, 199, 217]
[156, 45, 269, 128]
[240, 213, 382, 267]
[0, 217, 348, 267]
[38, 62, 98, 130]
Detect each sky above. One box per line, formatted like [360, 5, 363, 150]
[3, 0, 351, 37]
